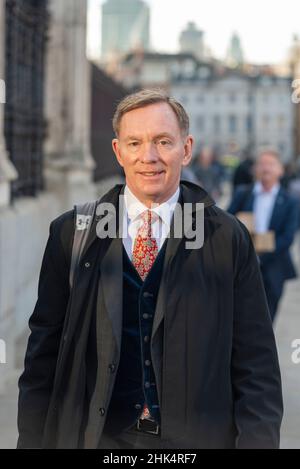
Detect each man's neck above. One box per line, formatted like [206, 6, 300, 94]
[260, 181, 279, 192]
[125, 185, 180, 208]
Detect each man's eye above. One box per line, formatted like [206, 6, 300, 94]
[129, 142, 139, 147]
[158, 140, 171, 146]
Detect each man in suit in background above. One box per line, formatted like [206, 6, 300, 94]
[18, 90, 283, 449]
[228, 149, 299, 322]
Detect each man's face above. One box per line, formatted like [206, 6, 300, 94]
[255, 153, 283, 188]
[112, 102, 194, 206]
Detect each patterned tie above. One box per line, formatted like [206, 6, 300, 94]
[132, 210, 159, 281]
[132, 209, 159, 420]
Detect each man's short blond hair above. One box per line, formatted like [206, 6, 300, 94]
[257, 147, 282, 163]
[112, 89, 190, 137]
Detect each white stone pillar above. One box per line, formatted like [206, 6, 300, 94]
[44, 0, 96, 206]
[0, 1, 18, 208]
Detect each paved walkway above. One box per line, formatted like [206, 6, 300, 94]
[275, 241, 300, 448]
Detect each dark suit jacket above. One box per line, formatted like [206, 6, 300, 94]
[228, 184, 299, 281]
[18, 182, 283, 449]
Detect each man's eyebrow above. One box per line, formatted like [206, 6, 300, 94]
[124, 133, 174, 142]
[124, 136, 142, 142]
[153, 132, 174, 140]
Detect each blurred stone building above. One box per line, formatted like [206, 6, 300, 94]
[171, 66, 294, 162]
[91, 63, 126, 184]
[179, 22, 205, 61]
[116, 51, 203, 90]
[0, 0, 116, 392]
[101, 0, 150, 62]
[289, 35, 300, 160]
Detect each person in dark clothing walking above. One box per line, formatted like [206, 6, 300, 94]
[232, 152, 254, 192]
[228, 149, 299, 322]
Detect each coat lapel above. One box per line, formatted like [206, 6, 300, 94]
[79, 185, 123, 263]
[152, 182, 215, 341]
[75, 184, 124, 355]
[100, 236, 123, 353]
[151, 233, 178, 341]
[96, 185, 124, 354]
[245, 189, 255, 211]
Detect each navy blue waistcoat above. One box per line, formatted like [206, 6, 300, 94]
[103, 242, 167, 436]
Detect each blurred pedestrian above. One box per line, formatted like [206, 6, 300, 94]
[228, 149, 299, 322]
[193, 147, 223, 200]
[232, 150, 254, 193]
[285, 161, 300, 231]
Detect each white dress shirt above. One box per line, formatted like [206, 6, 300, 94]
[253, 182, 280, 233]
[122, 185, 180, 261]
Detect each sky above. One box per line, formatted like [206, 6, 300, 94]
[87, 0, 300, 64]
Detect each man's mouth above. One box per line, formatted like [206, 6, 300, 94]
[139, 171, 164, 177]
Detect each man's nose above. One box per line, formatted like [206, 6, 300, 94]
[140, 143, 159, 163]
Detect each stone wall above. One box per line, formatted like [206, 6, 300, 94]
[0, 0, 97, 392]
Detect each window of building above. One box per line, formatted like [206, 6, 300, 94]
[229, 115, 237, 134]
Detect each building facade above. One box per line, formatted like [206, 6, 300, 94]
[226, 32, 244, 69]
[179, 22, 205, 61]
[117, 51, 202, 90]
[91, 62, 126, 182]
[289, 35, 300, 159]
[101, 0, 150, 61]
[171, 67, 294, 162]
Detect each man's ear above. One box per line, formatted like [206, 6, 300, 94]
[182, 135, 194, 167]
[112, 139, 124, 168]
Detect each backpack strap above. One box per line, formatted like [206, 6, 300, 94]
[69, 200, 98, 289]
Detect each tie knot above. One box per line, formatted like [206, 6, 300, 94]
[138, 210, 159, 237]
[141, 210, 158, 224]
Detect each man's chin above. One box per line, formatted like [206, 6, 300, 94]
[135, 186, 167, 204]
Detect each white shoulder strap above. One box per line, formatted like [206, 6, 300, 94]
[69, 200, 97, 289]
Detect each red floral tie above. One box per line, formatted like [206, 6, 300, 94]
[132, 210, 159, 420]
[132, 210, 159, 281]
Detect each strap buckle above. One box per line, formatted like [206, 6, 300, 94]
[136, 418, 160, 435]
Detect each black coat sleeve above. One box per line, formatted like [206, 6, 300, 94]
[17, 212, 73, 449]
[231, 221, 283, 449]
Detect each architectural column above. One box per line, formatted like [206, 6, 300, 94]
[44, 0, 96, 206]
[0, 0, 17, 208]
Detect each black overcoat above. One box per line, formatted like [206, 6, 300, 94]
[17, 182, 283, 449]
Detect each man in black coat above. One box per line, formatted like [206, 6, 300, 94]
[228, 150, 299, 322]
[18, 90, 283, 449]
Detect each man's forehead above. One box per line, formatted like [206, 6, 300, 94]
[120, 109, 180, 138]
[120, 103, 178, 127]
[258, 154, 281, 165]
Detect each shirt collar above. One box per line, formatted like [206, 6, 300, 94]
[254, 181, 280, 197]
[124, 185, 180, 228]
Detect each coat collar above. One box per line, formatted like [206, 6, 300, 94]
[81, 181, 215, 261]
